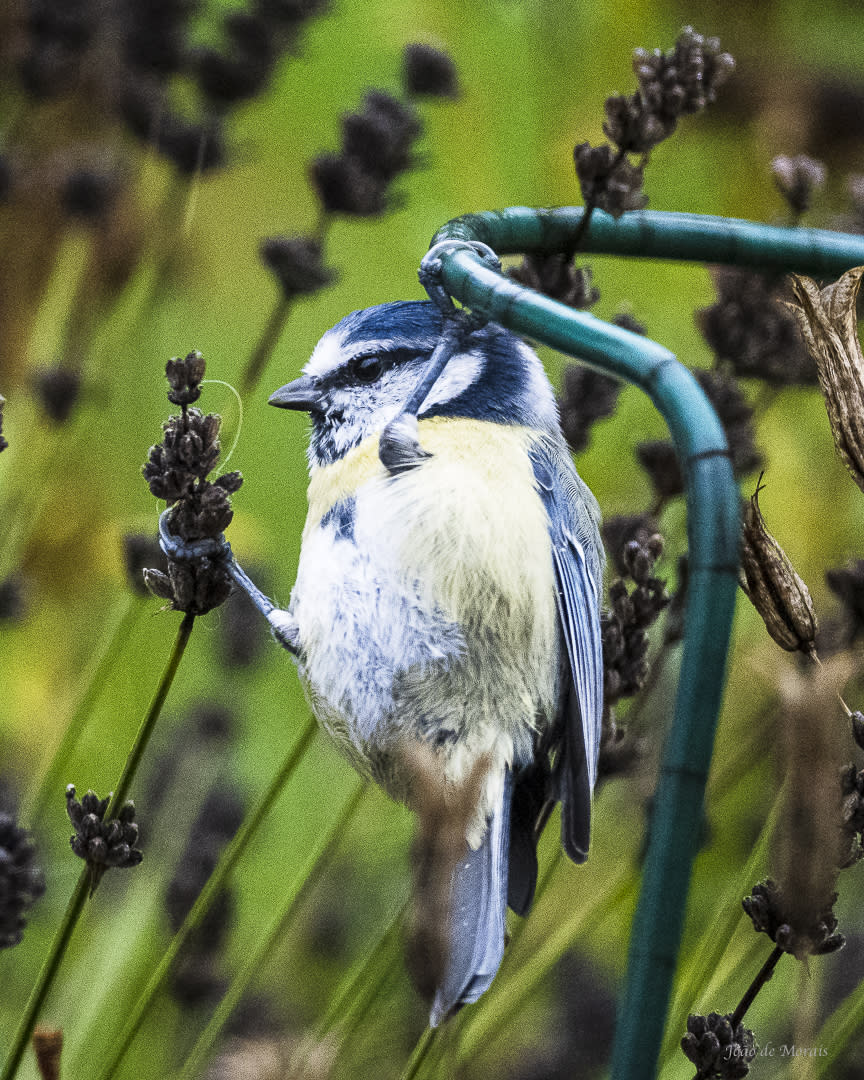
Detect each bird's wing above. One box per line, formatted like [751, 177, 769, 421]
[529, 435, 604, 863]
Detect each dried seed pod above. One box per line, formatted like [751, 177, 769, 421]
[740, 480, 818, 657]
[786, 267, 864, 495]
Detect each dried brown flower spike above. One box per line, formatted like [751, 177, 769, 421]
[786, 266, 864, 494]
[32, 1028, 62, 1080]
[740, 479, 818, 657]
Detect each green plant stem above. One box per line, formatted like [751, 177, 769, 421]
[689, 947, 784, 1080]
[177, 781, 368, 1080]
[0, 611, 193, 1080]
[565, 148, 627, 259]
[729, 945, 783, 1029]
[659, 790, 784, 1068]
[105, 610, 195, 818]
[316, 900, 409, 1040]
[240, 296, 291, 396]
[399, 1027, 437, 1080]
[25, 595, 141, 823]
[457, 868, 635, 1063]
[93, 714, 318, 1080]
[0, 871, 89, 1080]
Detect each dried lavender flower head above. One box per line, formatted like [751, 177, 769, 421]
[576, 27, 733, 225]
[143, 353, 243, 615]
[66, 786, 143, 878]
[601, 522, 669, 706]
[61, 168, 119, 222]
[681, 1012, 756, 1078]
[0, 811, 45, 949]
[311, 87, 422, 219]
[165, 351, 206, 408]
[633, 27, 735, 127]
[260, 236, 334, 301]
[558, 363, 621, 455]
[698, 267, 815, 387]
[33, 365, 81, 424]
[402, 44, 459, 98]
[772, 154, 827, 218]
[509, 255, 600, 310]
[573, 142, 647, 219]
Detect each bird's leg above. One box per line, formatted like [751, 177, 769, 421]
[157, 510, 301, 655]
[378, 240, 501, 477]
[227, 559, 301, 655]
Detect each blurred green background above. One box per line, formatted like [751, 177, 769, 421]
[2, 0, 864, 1077]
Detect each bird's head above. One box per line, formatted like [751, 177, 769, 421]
[269, 300, 559, 467]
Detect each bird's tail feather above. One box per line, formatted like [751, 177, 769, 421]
[430, 769, 511, 1027]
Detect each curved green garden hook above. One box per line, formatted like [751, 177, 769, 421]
[426, 208, 864, 1080]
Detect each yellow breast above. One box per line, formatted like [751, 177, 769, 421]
[305, 417, 557, 644]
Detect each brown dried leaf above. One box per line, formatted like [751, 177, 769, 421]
[774, 658, 852, 957]
[786, 266, 864, 493]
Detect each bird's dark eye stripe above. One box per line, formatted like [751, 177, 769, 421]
[323, 347, 430, 388]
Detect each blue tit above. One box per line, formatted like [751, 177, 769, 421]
[267, 299, 604, 1025]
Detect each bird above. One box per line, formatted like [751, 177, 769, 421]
[259, 298, 605, 1025]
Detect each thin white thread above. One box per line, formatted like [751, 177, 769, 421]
[202, 379, 243, 473]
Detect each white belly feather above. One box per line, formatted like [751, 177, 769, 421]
[289, 417, 560, 828]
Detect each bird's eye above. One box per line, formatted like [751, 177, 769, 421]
[353, 356, 384, 383]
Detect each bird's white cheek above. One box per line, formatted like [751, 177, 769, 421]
[420, 351, 483, 412]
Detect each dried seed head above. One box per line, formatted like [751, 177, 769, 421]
[509, 254, 600, 310]
[601, 527, 669, 707]
[0, 811, 45, 949]
[698, 267, 815, 387]
[557, 363, 621, 454]
[574, 142, 647, 218]
[771, 154, 826, 218]
[786, 267, 864, 495]
[740, 480, 818, 657]
[310, 153, 389, 217]
[65, 785, 143, 884]
[0, 394, 7, 453]
[260, 236, 334, 301]
[33, 366, 81, 424]
[402, 44, 459, 99]
[681, 1012, 756, 1078]
[743, 879, 845, 957]
[165, 352, 206, 408]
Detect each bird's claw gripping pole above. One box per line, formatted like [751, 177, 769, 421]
[378, 239, 501, 475]
[421, 206, 864, 1080]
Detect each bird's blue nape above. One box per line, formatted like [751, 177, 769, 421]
[334, 300, 446, 354]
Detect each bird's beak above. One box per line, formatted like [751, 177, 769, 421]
[268, 375, 321, 411]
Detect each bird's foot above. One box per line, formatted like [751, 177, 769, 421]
[379, 412, 433, 475]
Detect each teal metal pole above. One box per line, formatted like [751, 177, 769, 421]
[433, 206, 864, 277]
[425, 208, 864, 1079]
